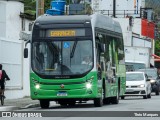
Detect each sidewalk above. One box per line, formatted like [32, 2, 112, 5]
[0, 97, 40, 111]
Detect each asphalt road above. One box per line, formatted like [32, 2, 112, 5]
[22, 93, 160, 111]
[1, 94, 160, 120]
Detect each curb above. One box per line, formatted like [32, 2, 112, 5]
[0, 106, 19, 111]
[20, 103, 40, 109]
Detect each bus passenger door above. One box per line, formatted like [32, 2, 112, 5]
[106, 61, 116, 84]
[108, 42, 116, 84]
[96, 40, 103, 89]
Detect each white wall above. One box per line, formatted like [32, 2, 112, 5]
[114, 18, 152, 47]
[22, 19, 32, 97]
[132, 18, 141, 35]
[0, 2, 6, 38]
[0, 1, 23, 99]
[0, 2, 6, 64]
[0, 1, 32, 99]
[113, 18, 132, 46]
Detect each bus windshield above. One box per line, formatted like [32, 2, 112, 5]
[31, 40, 93, 77]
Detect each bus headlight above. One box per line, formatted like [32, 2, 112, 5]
[86, 83, 92, 89]
[86, 76, 94, 89]
[35, 84, 40, 89]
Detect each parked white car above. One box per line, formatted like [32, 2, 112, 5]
[122, 71, 151, 99]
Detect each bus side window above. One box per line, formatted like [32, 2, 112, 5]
[100, 61, 104, 71]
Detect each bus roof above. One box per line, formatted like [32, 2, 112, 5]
[35, 14, 122, 34]
[91, 14, 122, 34]
[35, 14, 91, 24]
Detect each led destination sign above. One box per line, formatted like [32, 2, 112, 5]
[46, 29, 85, 37]
[50, 30, 75, 37]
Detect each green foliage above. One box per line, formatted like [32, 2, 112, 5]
[155, 40, 160, 56]
[44, 0, 51, 11]
[25, 10, 36, 16]
[24, 0, 51, 12]
[24, 0, 36, 11]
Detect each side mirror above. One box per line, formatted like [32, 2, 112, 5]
[24, 48, 28, 58]
[24, 40, 30, 58]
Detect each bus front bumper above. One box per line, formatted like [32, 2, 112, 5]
[31, 87, 99, 100]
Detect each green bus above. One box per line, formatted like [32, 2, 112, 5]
[24, 14, 126, 108]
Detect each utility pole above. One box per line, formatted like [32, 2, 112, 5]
[113, 0, 116, 17]
[36, 0, 44, 18]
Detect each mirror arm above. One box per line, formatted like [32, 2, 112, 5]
[25, 40, 31, 48]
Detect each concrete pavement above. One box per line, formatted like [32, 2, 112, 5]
[0, 97, 40, 111]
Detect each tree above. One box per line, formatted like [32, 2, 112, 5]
[155, 40, 160, 56]
[24, 0, 51, 12]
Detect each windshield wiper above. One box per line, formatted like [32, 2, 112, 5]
[70, 41, 77, 58]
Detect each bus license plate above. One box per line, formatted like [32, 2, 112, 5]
[57, 92, 68, 96]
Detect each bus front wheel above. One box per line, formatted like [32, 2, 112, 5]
[40, 100, 50, 109]
[121, 96, 125, 99]
[94, 89, 103, 107]
[68, 101, 76, 106]
[94, 98, 103, 107]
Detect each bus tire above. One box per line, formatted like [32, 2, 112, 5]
[143, 95, 147, 99]
[68, 101, 76, 106]
[111, 90, 119, 104]
[94, 89, 103, 107]
[121, 96, 125, 99]
[94, 98, 103, 107]
[155, 90, 159, 95]
[59, 102, 67, 106]
[40, 100, 50, 109]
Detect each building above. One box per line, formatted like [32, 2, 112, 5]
[0, 0, 33, 99]
[92, 0, 145, 17]
[91, 0, 155, 67]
